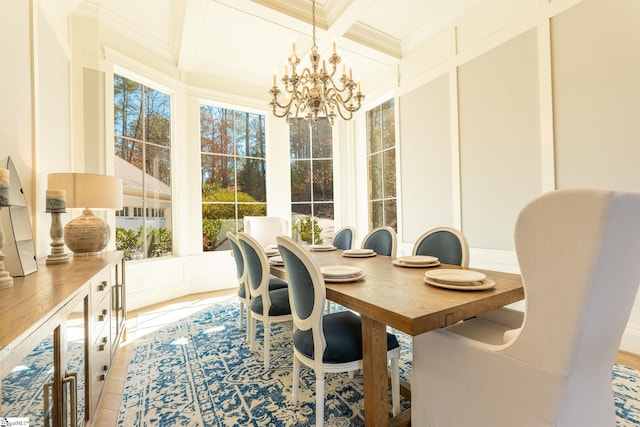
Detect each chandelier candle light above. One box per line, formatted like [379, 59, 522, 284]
[269, 0, 364, 126]
[45, 188, 71, 265]
[0, 167, 14, 288]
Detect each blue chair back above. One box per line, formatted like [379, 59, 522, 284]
[362, 227, 396, 256]
[332, 226, 354, 250]
[413, 227, 469, 266]
[278, 243, 316, 322]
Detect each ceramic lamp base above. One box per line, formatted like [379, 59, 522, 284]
[64, 208, 110, 255]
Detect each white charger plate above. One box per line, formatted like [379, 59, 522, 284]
[393, 259, 440, 268]
[309, 244, 337, 251]
[424, 269, 486, 285]
[342, 249, 377, 258]
[320, 265, 363, 278]
[324, 273, 366, 283]
[424, 277, 495, 290]
[269, 255, 284, 265]
[397, 255, 438, 265]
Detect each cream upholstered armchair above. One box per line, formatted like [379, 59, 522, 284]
[412, 188, 640, 426]
[243, 216, 289, 248]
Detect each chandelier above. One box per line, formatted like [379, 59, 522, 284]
[268, 0, 364, 126]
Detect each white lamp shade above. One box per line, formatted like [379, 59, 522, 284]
[47, 173, 123, 210]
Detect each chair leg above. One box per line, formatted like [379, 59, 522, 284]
[390, 349, 401, 417]
[316, 370, 325, 427]
[249, 315, 256, 350]
[292, 355, 300, 404]
[264, 321, 270, 369]
[238, 301, 244, 329]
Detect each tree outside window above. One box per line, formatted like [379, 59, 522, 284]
[367, 99, 397, 230]
[114, 74, 172, 260]
[200, 105, 267, 251]
[290, 118, 334, 244]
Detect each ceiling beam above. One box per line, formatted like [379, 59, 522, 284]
[178, 0, 210, 71]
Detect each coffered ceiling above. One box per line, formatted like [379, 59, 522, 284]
[77, 0, 484, 98]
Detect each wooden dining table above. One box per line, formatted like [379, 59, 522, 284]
[270, 249, 524, 426]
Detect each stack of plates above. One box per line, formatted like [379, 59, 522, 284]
[423, 269, 495, 290]
[393, 255, 440, 268]
[342, 248, 377, 258]
[309, 244, 337, 252]
[320, 265, 365, 282]
[269, 255, 284, 266]
[264, 245, 279, 257]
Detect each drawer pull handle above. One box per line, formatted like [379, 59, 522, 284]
[98, 281, 107, 292]
[98, 309, 108, 321]
[98, 336, 107, 351]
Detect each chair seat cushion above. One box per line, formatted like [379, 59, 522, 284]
[238, 285, 246, 299]
[251, 288, 291, 316]
[268, 276, 288, 290]
[294, 311, 399, 363]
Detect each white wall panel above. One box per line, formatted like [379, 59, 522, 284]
[458, 29, 542, 250]
[399, 75, 453, 244]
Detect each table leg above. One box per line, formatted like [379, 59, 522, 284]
[362, 314, 390, 426]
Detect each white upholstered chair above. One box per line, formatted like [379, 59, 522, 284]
[277, 235, 400, 426]
[412, 226, 469, 267]
[361, 226, 397, 257]
[243, 216, 289, 248]
[412, 188, 640, 426]
[238, 232, 292, 369]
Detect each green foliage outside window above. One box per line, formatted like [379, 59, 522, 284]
[292, 216, 323, 245]
[116, 226, 172, 260]
[201, 183, 266, 250]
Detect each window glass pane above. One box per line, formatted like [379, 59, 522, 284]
[383, 148, 396, 198]
[371, 200, 384, 229]
[290, 160, 311, 202]
[201, 154, 234, 189]
[367, 107, 382, 154]
[382, 99, 395, 150]
[115, 138, 143, 170]
[369, 152, 383, 200]
[367, 98, 397, 232]
[114, 75, 142, 139]
[289, 119, 311, 159]
[384, 201, 398, 230]
[200, 106, 233, 155]
[292, 203, 312, 217]
[201, 104, 267, 250]
[145, 88, 171, 147]
[312, 159, 333, 201]
[146, 145, 171, 186]
[311, 118, 332, 158]
[314, 202, 334, 243]
[237, 157, 266, 202]
[247, 113, 266, 157]
[114, 74, 172, 260]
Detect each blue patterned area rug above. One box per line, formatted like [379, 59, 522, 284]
[117, 296, 640, 426]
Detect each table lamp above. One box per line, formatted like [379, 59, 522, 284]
[47, 172, 123, 255]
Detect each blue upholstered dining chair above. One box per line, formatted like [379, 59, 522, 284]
[412, 226, 470, 267]
[331, 226, 355, 250]
[238, 232, 292, 369]
[227, 232, 287, 342]
[277, 235, 401, 426]
[361, 226, 397, 257]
